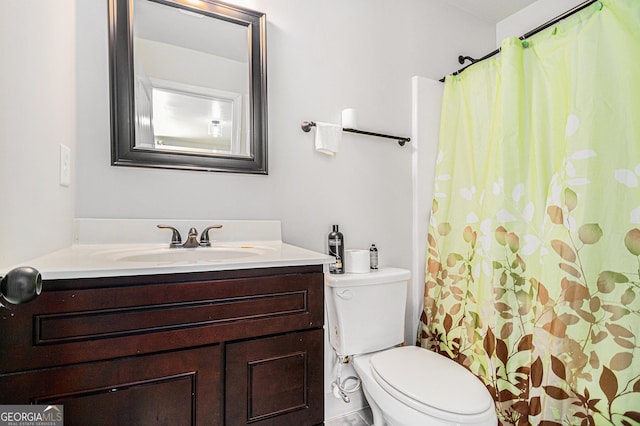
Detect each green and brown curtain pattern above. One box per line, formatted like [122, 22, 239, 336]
[419, 1, 640, 424]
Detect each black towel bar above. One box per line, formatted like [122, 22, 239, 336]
[301, 121, 410, 146]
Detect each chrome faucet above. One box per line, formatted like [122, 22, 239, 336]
[157, 225, 223, 248]
[183, 227, 200, 248]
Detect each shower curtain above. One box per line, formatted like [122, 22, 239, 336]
[418, 1, 640, 424]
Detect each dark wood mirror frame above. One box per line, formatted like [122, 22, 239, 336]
[108, 0, 267, 174]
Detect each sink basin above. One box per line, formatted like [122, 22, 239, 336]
[110, 246, 271, 264]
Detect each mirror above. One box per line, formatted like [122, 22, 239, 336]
[108, 0, 267, 173]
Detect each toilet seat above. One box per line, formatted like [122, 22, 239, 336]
[369, 346, 493, 419]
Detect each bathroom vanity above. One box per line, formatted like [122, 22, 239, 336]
[0, 220, 330, 426]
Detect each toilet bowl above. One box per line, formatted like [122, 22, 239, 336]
[353, 346, 497, 425]
[325, 268, 497, 426]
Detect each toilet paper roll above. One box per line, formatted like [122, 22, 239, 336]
[345, 249, 369, 273]
[341, 108, 358, 129]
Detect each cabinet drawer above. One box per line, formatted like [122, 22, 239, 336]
[0, 267, 323, 373]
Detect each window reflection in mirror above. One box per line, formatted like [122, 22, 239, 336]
[147, 84, 246, 156]
[133, 0, 250, 157]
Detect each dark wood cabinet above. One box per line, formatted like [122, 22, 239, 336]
[1, 345, 223, 425]
[0, 265, 324, 425]
[226, 329, 323, 426]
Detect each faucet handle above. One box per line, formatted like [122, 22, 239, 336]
[199, 225, 223, 247]
[157, 224, 182, 248]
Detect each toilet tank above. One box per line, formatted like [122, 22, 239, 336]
[325, 267, 410, 356]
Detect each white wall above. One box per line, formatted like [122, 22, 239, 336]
[409, 76, 443, 345]
[496, 0, 584, 43]
[0, 1, 76, 268]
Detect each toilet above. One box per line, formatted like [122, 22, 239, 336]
[325, 268, 497, 426]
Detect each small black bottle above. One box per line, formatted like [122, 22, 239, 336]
[370, 244, 378, 271]
[328, 225, 345, 274]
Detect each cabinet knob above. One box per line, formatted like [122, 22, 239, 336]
[0, 266, 42, 305]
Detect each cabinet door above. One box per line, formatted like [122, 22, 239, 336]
[225, 329, 323, 426]
[0, 345, 222, 426]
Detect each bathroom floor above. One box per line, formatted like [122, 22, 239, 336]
[325, 408, 373, 426]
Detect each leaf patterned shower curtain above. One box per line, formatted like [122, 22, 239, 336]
[418, 1, 640, 424]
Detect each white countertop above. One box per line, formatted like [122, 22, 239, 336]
[7, 241, 332, 280]
[1, 219, 332, 280]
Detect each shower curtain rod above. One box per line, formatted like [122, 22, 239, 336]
[439, 0, 599, 82]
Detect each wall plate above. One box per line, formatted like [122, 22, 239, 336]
[60, 144, 71, 187]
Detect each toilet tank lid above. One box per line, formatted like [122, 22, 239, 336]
[325, 267, 410, 287]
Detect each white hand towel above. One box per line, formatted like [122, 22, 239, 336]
[314, 122, 343, 156]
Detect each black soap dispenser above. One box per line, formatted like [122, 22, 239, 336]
[328, 225, 345, 274]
